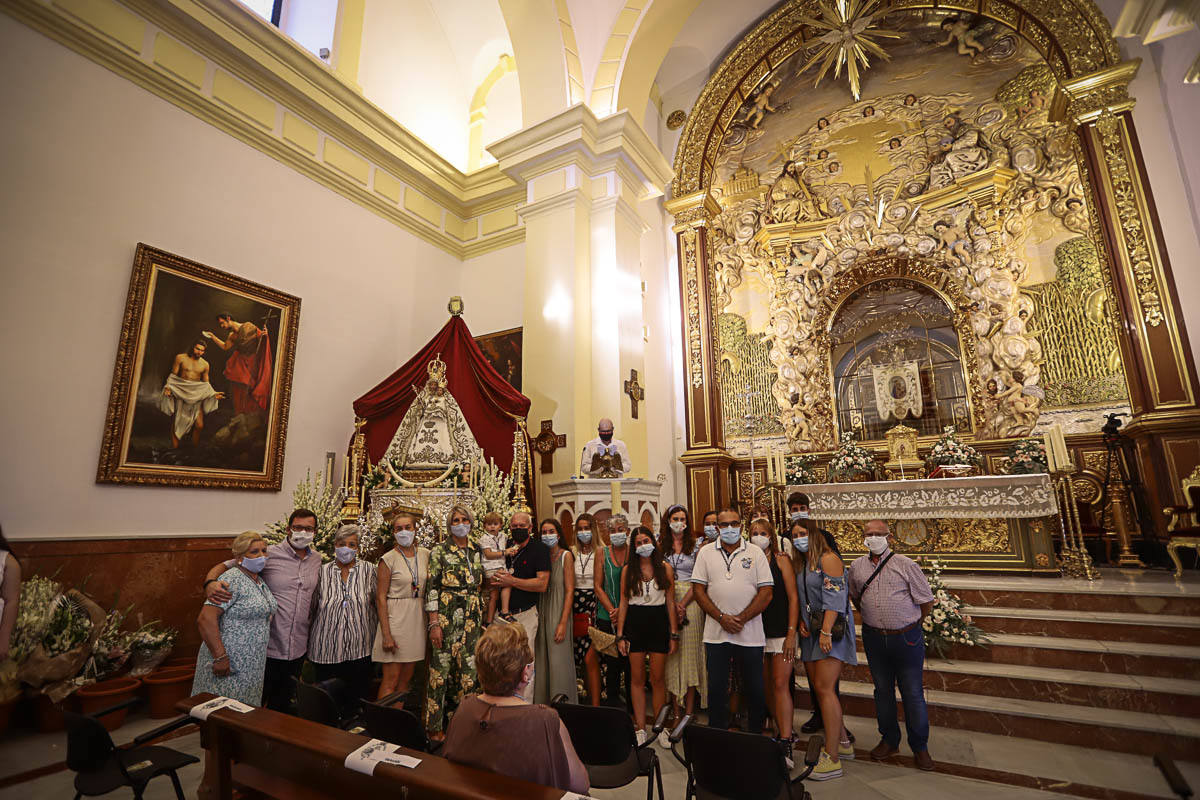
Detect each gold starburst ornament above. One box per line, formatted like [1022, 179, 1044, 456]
[796, 0, 903, 101]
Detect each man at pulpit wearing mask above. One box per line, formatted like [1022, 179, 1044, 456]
[579, 418, 633, 477]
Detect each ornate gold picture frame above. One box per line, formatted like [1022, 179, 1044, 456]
[96, 244, 300, 490]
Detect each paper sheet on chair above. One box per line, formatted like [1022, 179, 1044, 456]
[344, 739, 422, 775]
[189, 696, 254, 721]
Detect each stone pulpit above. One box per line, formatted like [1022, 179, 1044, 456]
[549, 477, 663, 532]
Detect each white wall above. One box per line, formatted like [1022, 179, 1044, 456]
[0, 17, 497, 539]
[457, 244, 526, 334]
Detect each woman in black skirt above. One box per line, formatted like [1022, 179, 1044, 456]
[616, 526, 678, 745]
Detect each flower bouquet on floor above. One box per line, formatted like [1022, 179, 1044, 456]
[81, 606, 135, 682]
[828, 432, 877, 482]
[13, 576, 107, 702]
[783, 454, 819, 485]
[919, 558, 989, 658]
[126, 622, 179, 677]
[925, 426, 983, 477]
[1005, 438, 1048, 475]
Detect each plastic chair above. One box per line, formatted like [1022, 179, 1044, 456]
[65, 698, 199, 800]
[668, 718, 823, 800]
[552, 700, 669, 800]
[295, 677, 361, 730]
[360, 692, 441, 754]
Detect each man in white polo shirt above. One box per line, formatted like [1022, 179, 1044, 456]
[691, 506, 774, 731]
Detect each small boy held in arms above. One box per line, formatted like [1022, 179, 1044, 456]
[480, 511, 519, 623]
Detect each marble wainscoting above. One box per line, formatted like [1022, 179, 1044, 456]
[12, 535, 236, 654]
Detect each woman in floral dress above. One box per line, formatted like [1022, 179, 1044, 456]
[424, 505, 486, 741]
[194, 532, 277, 705]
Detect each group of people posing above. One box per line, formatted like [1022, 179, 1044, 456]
[192, 491, 936, 784]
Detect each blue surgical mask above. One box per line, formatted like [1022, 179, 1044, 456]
[395, 530, 415, 548]
[635, 544, 655, 558]
[719, 526, 742, 544]
[793, 536, 809, 553]
[790, 510, 810, 521]
[334, 546, 356, 564]
[703, 525, 719, 540]
[542, 534, 559, 547]
[242, 555, 267, 573]
[610, 533, 628, 547]
[576, 532, 593, 544]
[450, 523, 471, 539]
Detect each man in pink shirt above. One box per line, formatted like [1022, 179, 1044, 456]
[204, 508, 322, 712]
[848, 520, 934, 771]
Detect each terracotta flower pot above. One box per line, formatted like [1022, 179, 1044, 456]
[143, 667, 195, 719]
[163, 657, 195, 669]
[76, 676, 142, 731]
[32, 692, 74, 733]
[0, 695, 18, 737]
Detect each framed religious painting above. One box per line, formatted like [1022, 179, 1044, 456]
[474, 326, 522, 391]
[97, 244, 301, 490]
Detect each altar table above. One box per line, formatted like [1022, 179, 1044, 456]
[548, 477, 664, 532]
[792, 474, 1060, 573]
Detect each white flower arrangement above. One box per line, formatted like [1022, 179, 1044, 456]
[926, 426, 983, 468]
[1006, 438, 1047, 475]
[828, 431, 876, 481]
[919, 558, 989, 657]
[784, 454, 819, 485]
[469, 458, 519, 540]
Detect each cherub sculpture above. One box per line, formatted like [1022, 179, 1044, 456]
[938, 16, 985, 56]
[933, 215, 973, 268]
[745, 83, 779, 130]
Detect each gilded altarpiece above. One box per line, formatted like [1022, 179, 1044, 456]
[669, 0, 1200, 540]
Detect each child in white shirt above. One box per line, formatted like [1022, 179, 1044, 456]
[480, 511, 517, 623]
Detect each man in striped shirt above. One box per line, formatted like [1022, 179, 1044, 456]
[848, 520, 934, 771]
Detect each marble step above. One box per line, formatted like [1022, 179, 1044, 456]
[942, 572, 1200, 616]
[933, 631, 1200, 679]
[838, 654, 1200, 717]
[962, 605, 1200, 645]
[796, 678, 1200, 760]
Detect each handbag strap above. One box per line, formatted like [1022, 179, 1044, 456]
[858, 552, 895, 597]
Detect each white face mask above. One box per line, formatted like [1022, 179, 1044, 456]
[864, 535, 889, 555]
[289, 529, 314, 549]
[750, 534, 770, 550]
[395, 529, 415, 548]
[669, 520, 688, 534]
[790, 510, 810, 521]
[450, 523, 471, 539]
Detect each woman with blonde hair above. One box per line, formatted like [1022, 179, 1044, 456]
[795, 517, 857, 780]
[424, 505, 486, 740]
[193, 531, 278, 705]
[444, 623, 589, 794]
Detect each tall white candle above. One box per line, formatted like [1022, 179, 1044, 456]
[1042, 431, 1057, 472]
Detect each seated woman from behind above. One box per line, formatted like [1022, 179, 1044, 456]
[443, 623, 589, 794]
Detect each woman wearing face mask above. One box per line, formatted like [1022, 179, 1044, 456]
[616, 526, 677, 744]
[193, 531, 278, 705]
[534, 519, 578, 704]
[660, 505, 706, 728]
[594, 516, 631, 708]
[700, 510, 720, 547]
[571, 514, 603, 704]
[374, 511, 431, 701]
[794, 518, 857, 781]
[751, 519, 799, 760]
[424, 506, 487, 739]
[307, 525, 377, 715]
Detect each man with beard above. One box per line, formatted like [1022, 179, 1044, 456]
[202, 313, 272, 415]
[158, 339, 224, 447]
[579, 418, 633, 477]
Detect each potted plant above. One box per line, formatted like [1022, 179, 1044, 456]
[925, 426, 983, 477]
[1005, 438, 1047, 474]
[828, 432, 877, 482]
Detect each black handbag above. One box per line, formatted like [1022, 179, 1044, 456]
[801, 568, 847, 642]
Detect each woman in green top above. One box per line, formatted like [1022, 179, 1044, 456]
[592, 515, 630, 708]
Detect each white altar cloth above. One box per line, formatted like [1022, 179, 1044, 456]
[792, 474, 1057, 521]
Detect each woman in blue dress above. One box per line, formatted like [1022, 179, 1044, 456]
[193, 532, 277, 705]
[793, 518, 856, 782]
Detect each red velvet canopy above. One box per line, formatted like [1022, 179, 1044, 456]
[353, 316, 530, 473]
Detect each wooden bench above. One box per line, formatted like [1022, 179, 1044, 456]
[178, 694, 571, 800]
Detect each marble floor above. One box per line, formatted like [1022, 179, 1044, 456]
[3, 707, 1198, 800]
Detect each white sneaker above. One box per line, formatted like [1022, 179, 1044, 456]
[657, 729, 671, 748]
[636, 729, 647, 746]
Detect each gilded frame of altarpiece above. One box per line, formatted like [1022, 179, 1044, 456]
[97, 244, 301, 490]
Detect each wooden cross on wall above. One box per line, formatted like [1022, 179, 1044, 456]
[533, 419, 567, 473]
[624, 369, 645, 420]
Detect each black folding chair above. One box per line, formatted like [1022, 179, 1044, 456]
[668, 718, 822, 800]
[552, 700, 669, 800]
[65, 698, 198, 800]
[295, 677, 362, 730]
[360, 691, 442, 754]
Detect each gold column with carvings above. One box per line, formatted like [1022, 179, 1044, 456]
[1058, 60, 1200, 536]
[666, 191, 734, 512]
